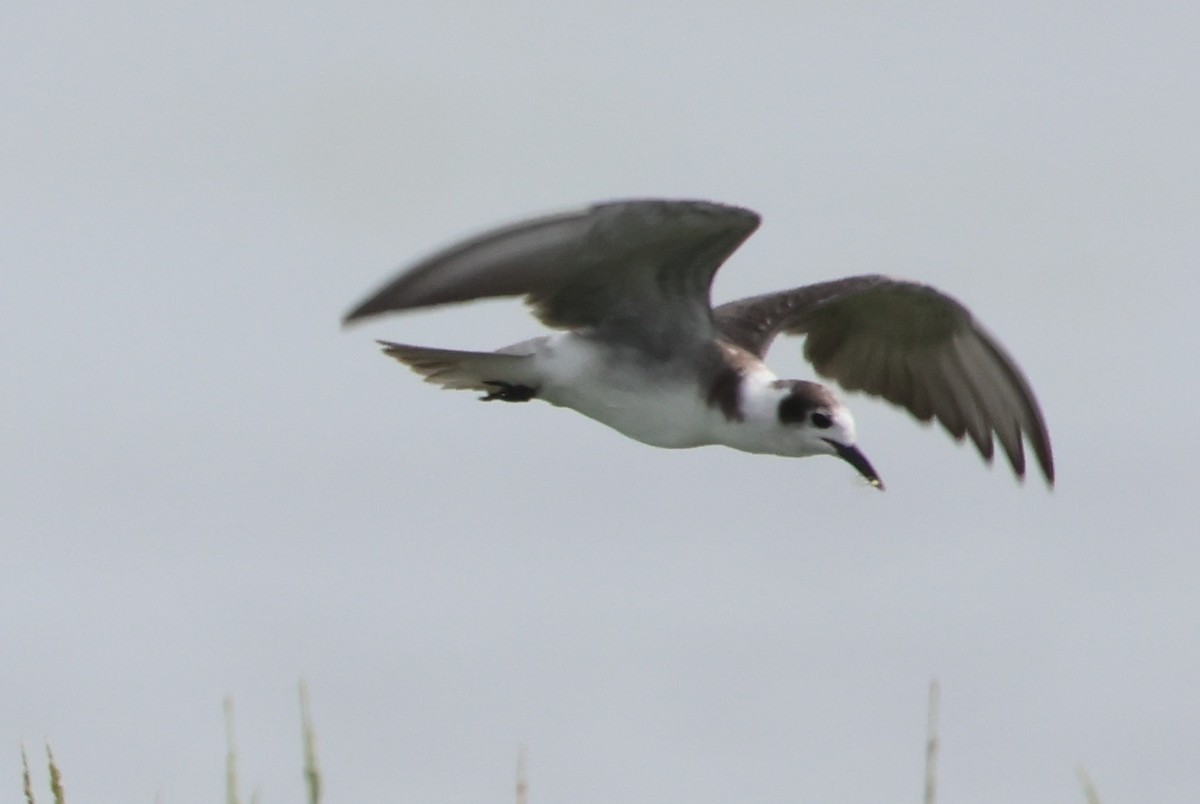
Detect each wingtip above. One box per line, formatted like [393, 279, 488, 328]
[1036, 442, 1056, 489]
[1011, 435, 1054, 489]
[341, 300, 378, 327]
[1009, 451, 1055, 489]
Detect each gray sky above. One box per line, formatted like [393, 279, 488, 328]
[3, 2, 1198, 802]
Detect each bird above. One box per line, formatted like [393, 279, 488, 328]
[344, 199, 1054, 490]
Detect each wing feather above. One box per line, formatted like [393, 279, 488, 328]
[924, 351, 967, 439]
[344, 200, 760, 353]
[714, 275, 1054, 484]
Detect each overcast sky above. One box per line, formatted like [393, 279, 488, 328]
[3, 3, 1198, 803]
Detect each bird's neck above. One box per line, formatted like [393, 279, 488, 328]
[705, 370, 793, 455]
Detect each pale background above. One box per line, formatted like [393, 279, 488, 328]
[3, 3, 1198, 803]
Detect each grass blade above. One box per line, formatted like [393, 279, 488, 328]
[45, 746, 64, 804]
[924, 680, 940, 804]
[21, 746, 35, 804]
[300, 682, 321, 804]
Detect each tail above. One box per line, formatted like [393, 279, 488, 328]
[378, 340, 541, 396]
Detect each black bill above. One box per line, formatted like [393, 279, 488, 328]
[824, 439, 885, 491]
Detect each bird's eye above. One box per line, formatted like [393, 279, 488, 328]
[810, 412, 833, 429]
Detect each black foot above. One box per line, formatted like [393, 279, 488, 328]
[480, 381, 538, 402]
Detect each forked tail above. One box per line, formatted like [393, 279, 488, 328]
[378, 340, 541, 399]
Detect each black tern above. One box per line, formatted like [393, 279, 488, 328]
[345, 200, 1054, 489]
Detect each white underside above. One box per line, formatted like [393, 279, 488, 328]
[530, 334, 773, 450]
[389, 332, 829, 458]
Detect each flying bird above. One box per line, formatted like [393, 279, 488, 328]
[344, 200, 1054, 489]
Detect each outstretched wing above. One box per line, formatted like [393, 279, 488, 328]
[344, 199, 761, 353]
[714, 275, 1054, 484]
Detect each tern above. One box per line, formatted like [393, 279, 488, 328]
[344, 200, 1054, 489]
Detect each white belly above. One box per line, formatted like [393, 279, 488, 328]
[531, 335, 717, 448]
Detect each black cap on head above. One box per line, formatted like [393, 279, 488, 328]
[775, 380, 841, 425]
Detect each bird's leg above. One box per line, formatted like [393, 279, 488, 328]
[479, 381, 538, 402]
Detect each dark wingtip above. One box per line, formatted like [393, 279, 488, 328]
[1010, 433, 1055, 489]
[342, 299, 381, 327]
[1036, 439, 1056, 488]
[1003, 441, 1054, 489]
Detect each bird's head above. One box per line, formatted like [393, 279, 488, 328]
[768, 380, 884, 490]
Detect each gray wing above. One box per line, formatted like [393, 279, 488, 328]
[714, 275, 1055, 485]
[344, 199, 760, 352]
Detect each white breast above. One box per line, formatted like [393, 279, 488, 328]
[530, 334, 721, 448]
